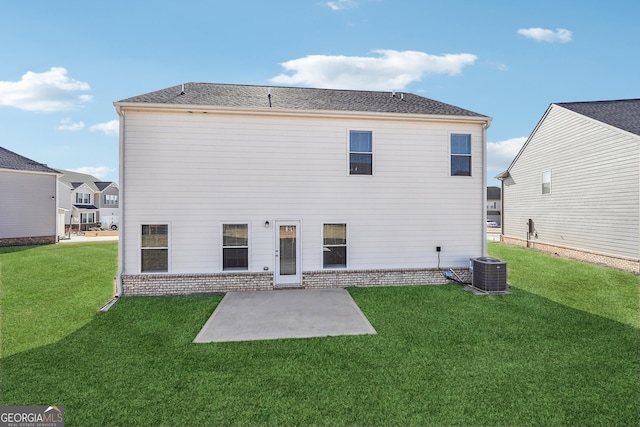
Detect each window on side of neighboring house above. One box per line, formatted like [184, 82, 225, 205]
[349, 131, 373, 175]
[222, 224, 249, 271]
[105, 194, 118, 205]
[80, 212, 95, 223]
[323, 223, 347, 268]
[450, 134, 472, 176]
[141, 224, 169, 273]
[542, 170, 552, 194]
[76, 193, 90, 204]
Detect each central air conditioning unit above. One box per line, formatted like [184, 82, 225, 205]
[470, 257, 508, 293]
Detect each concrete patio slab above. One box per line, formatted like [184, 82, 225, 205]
[193, 288, 376, 343]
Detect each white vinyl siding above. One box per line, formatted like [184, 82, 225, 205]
[502, 105, 639, 259]
[120, 110, 486, 275]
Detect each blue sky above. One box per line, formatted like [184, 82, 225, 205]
[1, 0, 638, 186]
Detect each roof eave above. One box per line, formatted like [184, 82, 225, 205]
[113, 101, 491, 124]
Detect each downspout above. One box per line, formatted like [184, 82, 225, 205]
[481, 118, 492, 257]
[100, 105, 125, 312]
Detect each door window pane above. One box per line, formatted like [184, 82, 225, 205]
[279, 225, 297, 275]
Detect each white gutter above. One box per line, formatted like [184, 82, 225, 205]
[113, 102, 491, 125]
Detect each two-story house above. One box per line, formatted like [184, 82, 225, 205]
[114, 83, 492, 295]
[57, 169, 119, 232]
[498, 99, 639, 272]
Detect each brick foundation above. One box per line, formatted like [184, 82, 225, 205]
[501, 235, 639, 274]
[121, 267, 469, 296]
[0, 235, 56, 247]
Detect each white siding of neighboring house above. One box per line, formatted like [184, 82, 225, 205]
[120, 109, 487, 276]
[57, 181, 73, 225]
[0, 170, 58, 239]
[502, 105, 640, 260]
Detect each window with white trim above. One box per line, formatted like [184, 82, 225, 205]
[80, 212, 95, 224]
[542, 171, 552, 194]
[222, 224, 249, 271]
[450, 134, 472, 176]
[141, 224, 168, 272]
[104, 194, 118, 205]
[349, 131, 373, 175]
[323, 223, 347, 268]
[76, 192, 90, 204]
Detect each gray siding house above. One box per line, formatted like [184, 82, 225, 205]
[498, 99, 640, 272]
[0, 147, 60, 246]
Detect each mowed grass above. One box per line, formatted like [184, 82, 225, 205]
[0, 242, 116, 357]
[487, 241, 639, 328]
[1, 242, 638, 426]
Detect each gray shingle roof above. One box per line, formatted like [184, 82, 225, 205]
[556, 99, 640, 136]
[0, 147, 59, 174]
[116, 83, 489, 118]
[57, 169, 116, 193]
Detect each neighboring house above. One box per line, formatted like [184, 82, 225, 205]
[114, 83, 492, 295]
[56, 169, 120, 232]
[0, 147, 60, 246]
[498, 99, 640, 272]
[487, 186, 501, 226]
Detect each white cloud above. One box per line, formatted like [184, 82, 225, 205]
[0, 67, 92, 112]
[71, 166, 113, 180]
[517, 27, 572, 43]
[90, 120, 119, 136]
[327, 0, 357, 11]
[270, 49, 478, 90]
[487, 137, 527, 174]
[56, 118, 85, 131]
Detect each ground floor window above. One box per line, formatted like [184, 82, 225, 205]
[323, 223, 347, 268]
[223, 223, 249, 270]
[141, 224, 168, 272]
[80, 212, 95, 223]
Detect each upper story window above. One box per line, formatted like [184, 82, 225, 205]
[349, 131, 373, 175]
[222, 224, 249, 271]
[450, 134, 472, 176]
[104, 194, 118, 205]
[141, 224, 169, 273]
[542, 171, 552, 194]
[323, 223, 347, 268]
[76, 192, 90, 204]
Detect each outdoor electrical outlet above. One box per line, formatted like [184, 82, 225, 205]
[436, 246, 441, 252]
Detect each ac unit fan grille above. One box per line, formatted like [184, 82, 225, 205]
[471, 257, 507, 292]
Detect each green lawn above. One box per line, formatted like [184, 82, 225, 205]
[1, 242, 638, 426]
